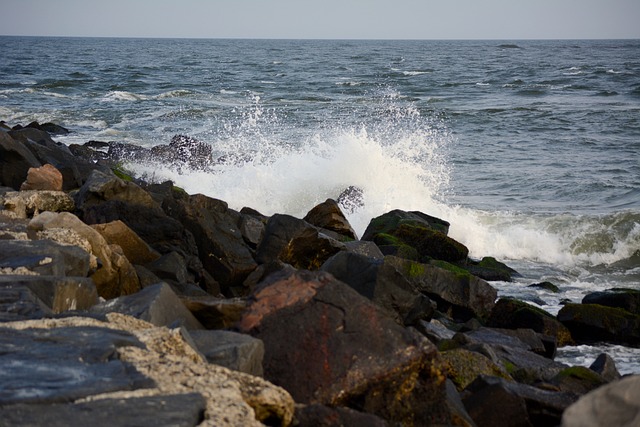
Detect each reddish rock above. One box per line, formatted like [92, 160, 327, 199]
[20, 164, 63, 191]
[304, 198, 357, 240]
[237, 269, 450, 425]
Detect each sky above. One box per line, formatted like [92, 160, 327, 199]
[1, 0, 639, 40]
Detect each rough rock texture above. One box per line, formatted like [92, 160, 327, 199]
[303, 198, 358, 240]
[0, 238, 92, 277]
[0, 276, 97, 313]
[237, 269, 450, 425]
[181, 296, 247, 329]
[557, 303, 640, 346]
[0, 314, 295, 427]
[1, 190, 75, 219]
[91, 220, 161, 265]
[294, 404, 389, 427]
[488, 297, 573, 346]
[20, 163, 63, 191]
[0, 130, 41, 190]
[441, 348, 513, 391]
[589, 353, 621, 382]
[188, 329, 264, 376]
[561, 374, 640, 427]
[582, 289, 640, 314]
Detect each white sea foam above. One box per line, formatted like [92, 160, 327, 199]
[102, 91, 147, 102]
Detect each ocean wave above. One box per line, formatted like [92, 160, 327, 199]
[101, 90, 148, 102]
[155, 89, 194, 99]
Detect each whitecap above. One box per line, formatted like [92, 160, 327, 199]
[102, 91, 147, 102]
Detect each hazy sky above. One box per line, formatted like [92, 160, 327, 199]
[2, 0, 639, 40]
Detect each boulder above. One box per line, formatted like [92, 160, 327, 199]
[0, 285, 52, 322]
[237, 269, 451, 425]
[0, 393, 206, 427]
[188, 329, 264, 376]
[24, 121, 70, 135]
[582, 288, 640, 314]
[557, 303, 640, 346]
[463, 375, 577, 427]
[343, 240, 384, 259]
[463, 256, 519, 282]
[20, 164, 63, 191]
[588, 353, 621, 382]
[0, 276, 97, 313]
[0, 130, 41, 190]
[550, 366, 607, 395]
[180, 295, 247, 329]
[0, 238, 91, 277]
[528, 281, 560, 293]
[1, 190, 74, 219]
[321, 252, 435, 325]
[165, 194, 257, 295]
[256, 214, 345, 271]
[384, 256, 497, 322]
[91, 283, 204, 330]
[561, 374, 640, 427]
[150, 134, 213, 170]
[75, 169, 157, 211]
[29, 211, 140, 299]
[294, 404, 389, 427]
[441, 348, 512, 391]
[303, 198, 357, 240]
[454, 327, 549, 358]
[91, 220, 160, 265]
[488, 298, 573, 346]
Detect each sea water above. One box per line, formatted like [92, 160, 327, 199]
[1, 37, 639, 372]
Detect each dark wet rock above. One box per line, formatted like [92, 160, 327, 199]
[588, 353, 621, 382]
[256, 214, 345, 271]
[441, 348, 513, 391]
[384, 256, 497, 322]
[304, 198, 357, 240]
[582, 288, 640, 314]
[0, 130, 41, 190]
[0, 285, 52, 321]
[164, 194, 257, 295]
[188, 329, 264, 376]
[343, 240, 384, 259]
[146, 251, 191, 285]
[463, 256, 520, 282]
[0, 324, 152, 404]
[463, 375, 577, 427]
[321, 252, 435, 325]
[164, 134, 212, 170]
[20, 163, 63, 191]
[237, 269, 450, 425]
[415, 318, 456, 344]
[0, 393, 206, 427]
[294, 403, 389, 427]
[488, 297, 574, 346]
[528, 281, 560, 293]
[550, 366, 607, 395]
[0, 239, 91, 277]
[491, 344, 569, 385]
[24, 121, 70, 135]
[76, 169, 157, 212]
[557, 303, 640, 346]
[91, 283, 204, 330]
[180, 295, 247, 329]
[454, 327, 549, 358]
[0, 276, 97, 314]
[362, 209, 451, 237]
[238, 212, 265, 249]
[561, 374, 640, 427]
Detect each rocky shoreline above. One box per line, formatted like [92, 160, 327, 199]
[1, 120, 639, 426]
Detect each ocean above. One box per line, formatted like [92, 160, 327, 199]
[1, 36, 639, 372]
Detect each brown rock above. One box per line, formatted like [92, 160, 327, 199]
[20, 164, 63, 191]
[91, 220, 161, 265]
[304, 198, 357, 240]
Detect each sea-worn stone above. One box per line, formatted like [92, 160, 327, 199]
[180, 295, 247, 329]
[20, 163, 63, 191]
[0, 323, 152, 405]
[91, 220, 161, 265]
[188, 329, 264, 376]
[490, 344, 569, 385]
[343, 240, 384, 259]
[557, 303, 640, 346]
[0, 285, 52, 321]
[304, 198, 358, 240]
[29, 211, 140, 299]
[561, 374, 640, 427]
[384, 256, 497, 322]
[0, 276, 97, 313]
[165, 194, 257, 294]
[294, 404, 389, 427]
[454, 327, 548, 357]
[588, 353, 621, 382]
[441, 348, 512, 391]
[1, 190, 74, 219]
[463, 375, 577, 427]
[237, 269, 450, 425]
[0, 238, 91, 277]
[463, 256, 519, 282]
[75, 169, 157, 211]
[488, 297, 573, 346]
[0, 393, 206, 427]
[582, 288, 640, 314]
[0, 130, 41, 190]
[256, 214, 345, 271]
[550, 366, 607, 395]
[321, 251, 434, 325]
[416, 318, 456, 344]
[91, 283, 204, 330]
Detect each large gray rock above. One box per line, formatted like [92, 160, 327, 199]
[0, 130, 41, 190]
[0, 238, 91, 277]
[188, 329, 264, 376]
[0, 285, 52, 322]
[562, 375, 640, 427]
[0, 393, 206, 427]
[91, 283, 204, 330]
[557, 303, 640, 346]
[0, 276, 97, 313]
[1, 190, 74, 219]
[0, 324, 152, 404]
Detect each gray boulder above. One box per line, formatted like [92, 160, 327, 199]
[188, 329, 264, 376]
